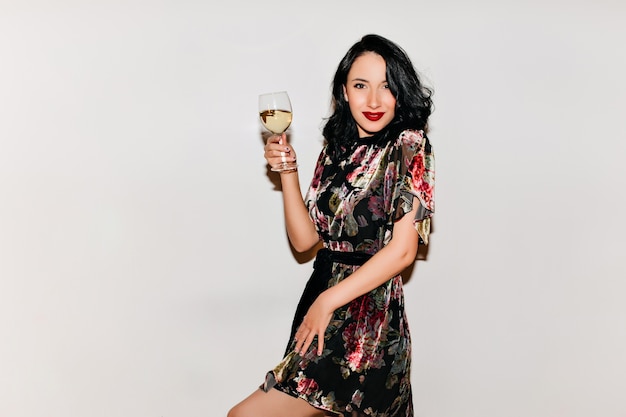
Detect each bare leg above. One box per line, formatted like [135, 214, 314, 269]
[228, 387, 331, 417]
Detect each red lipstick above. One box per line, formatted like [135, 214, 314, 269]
[363, 112, 384, 121]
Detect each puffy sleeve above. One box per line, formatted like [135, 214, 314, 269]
[388, 129, 435, 245]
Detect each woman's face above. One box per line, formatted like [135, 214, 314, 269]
[343, 52, 396, 138]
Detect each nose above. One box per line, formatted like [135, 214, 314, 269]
[367, 89, 380, 109]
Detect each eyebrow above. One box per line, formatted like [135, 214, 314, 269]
[349, 77, 388, 83]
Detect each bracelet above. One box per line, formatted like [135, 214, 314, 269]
[279, 167, 298, 174]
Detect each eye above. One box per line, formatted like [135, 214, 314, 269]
[353, 83, 366, 89]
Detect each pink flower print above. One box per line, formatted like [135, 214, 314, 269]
[409, 152, 425, 185]
[350, 145, 368, 164]
[326, 240, 352, 253]
[295, 376, 319, 396]
[342, 297, 388, 372]
[346, 339, 365, 371]
[351, 390, 365, 408]
[315, 210, 329, 232]
[400, 129, 423, 147]
[354, 240, 378, 254]
[367, 196, 385, 221]
[346, 161, 370, 186]
[356, 214, 368, 228]
[309, 157, 325, 189]
[417, 180, 434, 209]
[383, 162, 398, 211]
[390, 276, 405, 300]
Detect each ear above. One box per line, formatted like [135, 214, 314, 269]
[342, 85, 348, 102]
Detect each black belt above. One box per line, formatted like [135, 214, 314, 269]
[313, 248, 373, 269]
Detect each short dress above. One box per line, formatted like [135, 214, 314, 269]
[262, 129, 435, 417]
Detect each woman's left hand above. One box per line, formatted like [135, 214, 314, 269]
[294, 294, 333, 356]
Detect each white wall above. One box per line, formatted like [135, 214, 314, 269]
[1, 1, 625, 416]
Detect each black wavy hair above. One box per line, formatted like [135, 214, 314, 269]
[322, 34, 433, 161]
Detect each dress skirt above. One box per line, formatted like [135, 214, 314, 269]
[262, 248, 414, 417]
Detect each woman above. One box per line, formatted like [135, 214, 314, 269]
[229, 34, 434, 417]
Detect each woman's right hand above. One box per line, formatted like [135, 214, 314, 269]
[264, 133, 298, 172]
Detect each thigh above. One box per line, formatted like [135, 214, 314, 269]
[228, 387, 329, 417]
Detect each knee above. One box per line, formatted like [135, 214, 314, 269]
[226, 404, 242, 417]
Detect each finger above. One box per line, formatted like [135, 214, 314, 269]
[266, 133, 284, 145]
[272, 150, 290, 163]
[294, 328, 307, 352]
[265, 142, 291, 155]
[296, 337, 307, 354]
[317, 332, 324, 356]
[264, 148, 290, 166]
[294, 333, 301, 351]
[300, 333, 315, 356]
[265, 134, 282, 147]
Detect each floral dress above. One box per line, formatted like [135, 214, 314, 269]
[262, 129, 435, 417]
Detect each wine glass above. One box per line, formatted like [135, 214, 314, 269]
[258, 91, 297, 172]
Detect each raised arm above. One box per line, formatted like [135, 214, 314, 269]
[264, 133, 320, 252]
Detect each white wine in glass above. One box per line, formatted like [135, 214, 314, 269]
[258, 91, 297, 172]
